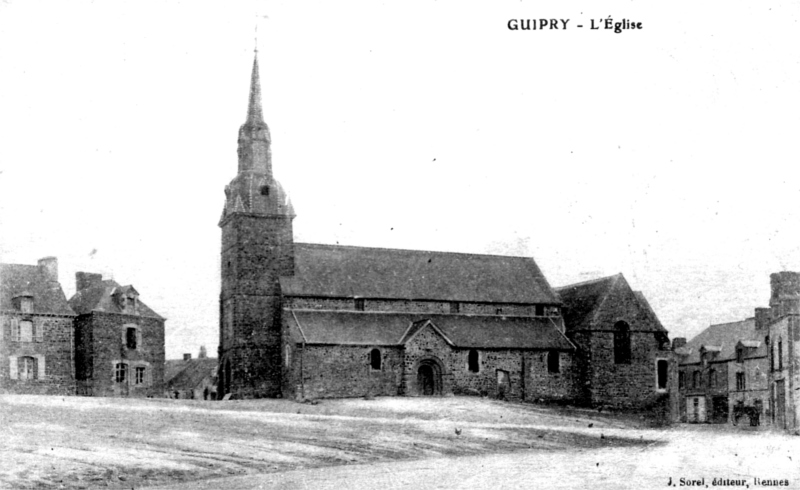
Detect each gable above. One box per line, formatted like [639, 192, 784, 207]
[69, 279, 163, 319]
[280, 243, 559, 304]
[403, 322, 454, 354]
[557, 274, 666, 332]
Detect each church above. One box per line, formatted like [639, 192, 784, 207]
[218, 53, 672, 411]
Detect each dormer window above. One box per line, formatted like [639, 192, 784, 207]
[126, 296, 137, 314]
[354, 298, 365, 311]
[535, 305, 544, 317]
[736, 347, 744, 364]
[20, 297, 33, 313]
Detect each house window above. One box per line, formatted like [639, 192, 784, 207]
[126, 327, 137, 350]
[656, 360, 668, 390]
[495, 308, 503, 315]
[692, 371, 699, 389]
[468, 349, 479, 373]
[736, 372, 745, 391]
[736, 347, 744, 364]
[135, 366, 146, 385]
[115, 363, 128, 383]
[535, 305, 545, 317]
[354, 298, 365, 311]
[18, 356, 37, 381]
[370, 348, 381, 370]
[547, 350, 560, 373]
[708, 368, 716, 388]
[20, 297, 33, 314]
[614, 321, 631, 364]
[778, 339, 783, 370]
[678, 371, 685, 389]
[19, 320, 33, 343]
[260, 185, 270, 196]
[449, 302, 460, 314]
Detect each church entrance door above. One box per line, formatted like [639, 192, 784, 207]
[418, 365, 435, 395]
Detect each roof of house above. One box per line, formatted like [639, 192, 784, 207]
[286, 310, 575, 350]
[279, 243, 560, 305]
[679, 318, 766, 365]
[554, 274, 666, 333]
[68, 279, 163, 319]
[165, 358, 218, 390]
[0, 263, 74, 315]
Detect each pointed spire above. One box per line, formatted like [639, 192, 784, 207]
[245, 52, 265, 126]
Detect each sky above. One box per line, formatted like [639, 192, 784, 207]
[1, 1, 799, 360]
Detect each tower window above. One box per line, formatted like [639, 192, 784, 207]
[778, 339, 783, 370]
[370, 348, 381, 370]
[678, 371, 685, 389]
[468, 349, 479, 373]
[614, 321, 631, 364]
[547, 350, 560, 373]
[260, 185, 270, 196]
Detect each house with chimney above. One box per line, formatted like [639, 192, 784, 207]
[0, 257, 76, 394]
[69, 272, 166, 397]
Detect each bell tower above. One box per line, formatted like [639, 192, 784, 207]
[218, 51, 295, 398]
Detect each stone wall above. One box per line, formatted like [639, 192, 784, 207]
[584, 331, 670, 409]
[77, 312, 164, 397]
[286, 345, 403, 399]
[0, 314, 76, 395]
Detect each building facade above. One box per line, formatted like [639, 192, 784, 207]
[70, 272, 166, 397]
[0, 257, 76, 395]
[218, 53, 673, 412]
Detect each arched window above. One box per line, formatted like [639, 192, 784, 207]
[614, 321, 631, 364]
[778, 339, 783, 370]
[468, 349, 479, 373]
[370, 348, 381, 370]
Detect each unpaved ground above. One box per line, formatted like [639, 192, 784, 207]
[0, 395, 649, 488]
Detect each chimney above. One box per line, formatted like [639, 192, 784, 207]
[755, 307, 771, 330]
[183, 353, 192, 361]
[76, 272, 103, 292]
[38, 257, 59, 284]
[672, 337, 687, 350]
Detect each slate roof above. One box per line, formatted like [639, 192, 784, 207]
[280, 243, 559, 305]
[554, 275, 620, 330]
[69, 279, 163, 319]
[679, 318, 766, 365]
[0, 263, 74, 315]
[165, 358, 218, 390]
[555, 274, 666, 332]
[286, 310, 574, 350]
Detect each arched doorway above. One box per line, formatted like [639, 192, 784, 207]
[416, 359, 443, 396]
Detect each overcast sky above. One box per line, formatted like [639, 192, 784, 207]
[1, 1, 799, 359]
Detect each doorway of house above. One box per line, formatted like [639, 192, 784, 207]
[416, 360, 442, 396]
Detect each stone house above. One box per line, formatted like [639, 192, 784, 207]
[166, 354, 218, 400]
[69, 272, 165, 397]
[217, 52, 673, 411]
[0, 257, 76, 395]
[675, 318, 769, 425]
[555, 274, 673, 412]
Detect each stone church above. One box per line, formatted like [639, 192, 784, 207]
[218, 53, 672, 410]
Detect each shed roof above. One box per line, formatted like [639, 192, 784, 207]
[165, 358, 218, 390]
[286, 310, 574, 350]
[280, 243, 559, 304]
